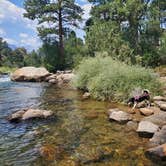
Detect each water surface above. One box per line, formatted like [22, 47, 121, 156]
[0, 75, 161, 166]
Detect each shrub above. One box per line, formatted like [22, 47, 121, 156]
[73, 56, 162, 101]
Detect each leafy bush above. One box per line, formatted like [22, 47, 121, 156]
[74, 56, 162, 101]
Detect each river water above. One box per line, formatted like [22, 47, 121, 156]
[0, 75, 161, 166]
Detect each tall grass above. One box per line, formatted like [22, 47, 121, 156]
[73, 56, 162, 101]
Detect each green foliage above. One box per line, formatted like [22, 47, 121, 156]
[74, 56, 162, 101]
[86, 0, 166, 67]
[24, 0, 83, 69]
[0, 66, 17, 74]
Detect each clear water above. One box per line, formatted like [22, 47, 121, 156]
[0, 76, 163, 166]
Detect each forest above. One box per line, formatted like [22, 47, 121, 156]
[0, 0, 165, 73]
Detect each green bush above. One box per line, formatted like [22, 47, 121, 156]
[74, 56, 162, 101]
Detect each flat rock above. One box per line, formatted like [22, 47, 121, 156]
[22, 109, 53, 120]
[153, 96, 166, 102]
[109, 108, 132, 123]
[11, 67, 50, 82]
[137, 121, 159, 138]
[145, 143, 166, 161]
[149, 126, 166, 147]
[139, 108, 154, 116]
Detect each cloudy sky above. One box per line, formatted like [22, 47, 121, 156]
[0, 0, 92, 51]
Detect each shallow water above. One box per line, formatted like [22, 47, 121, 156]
[0, 76, 162, 166]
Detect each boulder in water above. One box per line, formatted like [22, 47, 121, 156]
[149, 125, 166, 147]
[139, 108, 154, 116]
[145, 143, 166, 161]
[8, 109, 53, 122]
[11, 67, 50, 82]
[109, 108, 132, 124]
[137, 121, 159, 138]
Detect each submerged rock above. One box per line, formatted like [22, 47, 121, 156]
[126, 121, 138, 131]
[11, 67, 50, 82]
[145, 143, 166, 161]
[137, 121, 159, 138]
[8, 109, 53, 122]
[109, 108, 132, 123]
[149, 125, 166, 147]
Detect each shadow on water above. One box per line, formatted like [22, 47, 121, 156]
[0, 77, 164, 166]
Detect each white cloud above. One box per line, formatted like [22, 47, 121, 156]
[0, 28, 6, 35]
[3, 37, 18, 45]
[19, 33, 28, 38]
[0, 0, 38, 30]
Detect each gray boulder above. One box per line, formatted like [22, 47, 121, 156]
[143, 111, 166, 127]
[137, 121, 159, 138]
[149, 125, 166, 147]
[109, 108, 132, 124]
[145, 143, 166, 161]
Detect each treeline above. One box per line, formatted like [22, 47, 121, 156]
[1, 0, 166, 72]
[0, 31, 85, 71]
[85, 0, 166, 67]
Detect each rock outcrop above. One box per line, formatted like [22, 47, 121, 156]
[11, 67, 50, 82]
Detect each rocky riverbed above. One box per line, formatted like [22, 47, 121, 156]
[1, 67, 166, 165]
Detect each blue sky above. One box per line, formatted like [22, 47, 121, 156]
[0, 0, 92, 51]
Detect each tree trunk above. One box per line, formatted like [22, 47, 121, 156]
[58, 2, 64, 69]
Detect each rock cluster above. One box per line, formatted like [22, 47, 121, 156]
[11, 67, 75, 85]
[8, 109, 53, 122]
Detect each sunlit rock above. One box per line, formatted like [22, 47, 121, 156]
[109, 108, 132, 123]
[137, 121, 159, 138]
[11, 67, 50, 82]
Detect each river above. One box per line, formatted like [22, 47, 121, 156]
[0, 75, 160, 166]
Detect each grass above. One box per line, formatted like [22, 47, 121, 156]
[73, 56, 162, 101]
[0, 66, 17, 74]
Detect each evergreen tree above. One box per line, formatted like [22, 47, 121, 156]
[24, 0, 83, 69]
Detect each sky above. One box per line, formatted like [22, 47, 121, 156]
[0, 0, 92, 51]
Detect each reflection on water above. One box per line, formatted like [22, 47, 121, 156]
[0, 78, 162, 166]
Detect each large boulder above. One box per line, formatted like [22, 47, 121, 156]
[11, 67, 50, 82]
[143, 111, 166, 127]
[149, 125, 166, 147]
[109, 108, 132, 124]
[145, 144, 166, 161]
[137, 121, 159, 138]
[8, 109, 53, 122]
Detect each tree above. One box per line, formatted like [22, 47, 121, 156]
[24, 0, 83, 69]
